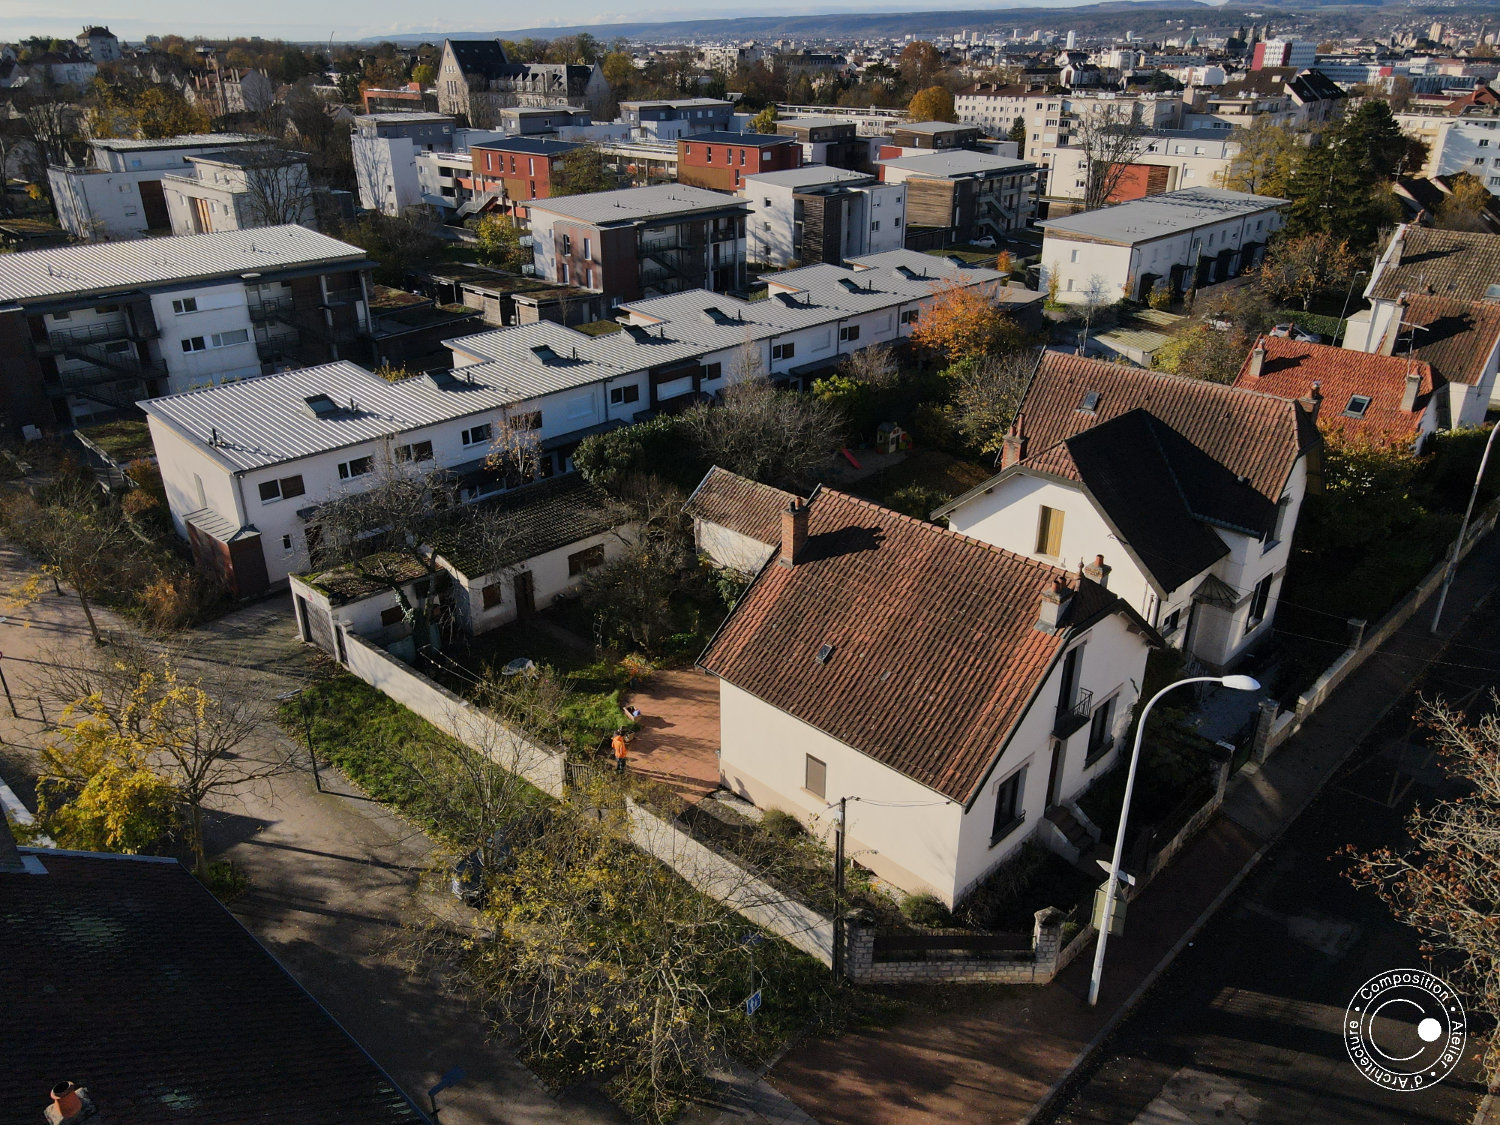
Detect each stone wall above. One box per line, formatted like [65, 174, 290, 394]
[341, 630, 567, 799]
[844, 908, 1067, 985]
[625, 798, 835, 965]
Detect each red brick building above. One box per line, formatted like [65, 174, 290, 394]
[677, 132, 802, 192]
[469, 138, 580, 210]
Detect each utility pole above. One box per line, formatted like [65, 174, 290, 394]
[832, 796, 846, 981]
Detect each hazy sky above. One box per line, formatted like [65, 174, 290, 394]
[3, 0, 1112, 43]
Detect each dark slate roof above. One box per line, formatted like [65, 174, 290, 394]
[684, 466, 797, 545]
[681, 131, 800, 147]
[699, 488, 1143, 805]
[1290, 68, 1345, 103]
[1372, 227, 1500, 302]
[436, 473, 620, 576]
[1, 851, 428, 1125]
[968, 352, 1314, 537]
[446, 38, 510, 80]
[1404, 294, 1500, 388]
[1057, 410, 1231, 594]
[471, 137, 580, 157]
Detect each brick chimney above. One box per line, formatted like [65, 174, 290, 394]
[1001, 413, 1027, 469]
[779, 498, 808, 568]
[1082, 554, 1111, 589]
[1301, 380, 1322, 424]
[1401, 369, 1421, 412]
[1246, 338, 1266, 381]
[1036, 576, 1074, 634]
[1388, 224, 1405, 268]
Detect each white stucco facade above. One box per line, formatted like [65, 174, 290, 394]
[716, 608, 1147, 906]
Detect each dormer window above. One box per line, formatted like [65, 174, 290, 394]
[1343, 395, 1372, 418]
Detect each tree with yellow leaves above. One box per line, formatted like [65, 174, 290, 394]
[908, 279, 1024, 366]
[907, 85, 956, 124]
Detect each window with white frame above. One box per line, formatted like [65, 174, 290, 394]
[171, 297, 198, 314]
[338, 455, 373, 479]
[609, 384, 640, 405]
[461, 422, 492, 446]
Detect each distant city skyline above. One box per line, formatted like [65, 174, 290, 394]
[2, 0, 1219, 45]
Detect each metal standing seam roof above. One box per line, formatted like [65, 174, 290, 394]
[470, 137, 581, 157]
[878, 151, 1037, 177]
[524, 184, 749, 225]
[88, 132, 262, 151]
[139, 348, 626, 473]
[1038, 188, 1290, 245]
[0, 225, 371, 303]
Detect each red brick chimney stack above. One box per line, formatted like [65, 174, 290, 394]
[779, 498, 808, 568]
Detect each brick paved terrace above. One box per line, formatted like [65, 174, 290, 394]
[624, 667, 721, 804]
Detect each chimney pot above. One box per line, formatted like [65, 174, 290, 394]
[1036, 576, 1075, 634]
[1301, 379, 1323, 424]
[1001, 412, 1027, 469]
[779, 498, 808, 568]
[1401, 369, 1421, 412]
[1247, 339, 1266, 380]
[1082, 553, 1111, 588]
[46, 1082, 93, 1125]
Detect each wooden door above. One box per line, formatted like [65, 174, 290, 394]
[513, 571, 535, 618]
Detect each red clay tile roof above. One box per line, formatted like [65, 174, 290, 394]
[684, 465, 799, 545]
[1403, 293, 1500, 388]
[1233, 336, 1435, 447]
[1372, 227, 1500, 303]
[1005, 352, 1314, 535]
[699, 488, 1138, 805]
[2, 851, 428, 1125]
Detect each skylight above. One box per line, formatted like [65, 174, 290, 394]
[1078, 390, 1101, 414]
[530, 344, 562, 365]
[1344, 394, 1372, 418]
[301, 393, 339, 420]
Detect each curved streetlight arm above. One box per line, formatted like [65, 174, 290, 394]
[1431, 421, 1499, 635]
[1087, 675, 1227, 1007]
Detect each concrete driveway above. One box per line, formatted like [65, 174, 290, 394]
[0, 542, 622, 1125]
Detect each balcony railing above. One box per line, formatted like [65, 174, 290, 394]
[248, 296, 293, 321]
[1053, 687, 1093, 740]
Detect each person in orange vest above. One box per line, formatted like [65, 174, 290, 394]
[611, 729, 630, 773]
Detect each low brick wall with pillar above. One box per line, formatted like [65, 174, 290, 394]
[845, 907, 1070, 985]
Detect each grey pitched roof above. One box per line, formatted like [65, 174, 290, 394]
[89, 132, 261, 151]
[526, 184, 748, 226]
[879, 150, 1036, 177]
[445, 38, 510, 79]
[436, 473, 620, 575]
[1038, 188, 1289, 246]
[0, 225, 369, 304]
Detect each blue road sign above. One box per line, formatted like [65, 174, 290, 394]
[746, 990, 762, 1016]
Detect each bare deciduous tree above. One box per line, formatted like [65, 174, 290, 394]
[483, 410, 545, 488]
[838, 341, 899, 389]
[950, 349, 1039, 461]
[681, 379, 846, 490]
[1077, 101, 1149, 212]
[234, 142, 317, 228]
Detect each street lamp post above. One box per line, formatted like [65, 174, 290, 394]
[1431, 422, 1499, 634]
[1087, 673, 1261, 1007]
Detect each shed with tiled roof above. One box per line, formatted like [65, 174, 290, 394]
[684, 466, 799, 574]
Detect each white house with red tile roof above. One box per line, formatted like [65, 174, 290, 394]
[1234, 336, 1439, 451]
[936, 353, 1320, 672]
[699, 484, 1158, 906]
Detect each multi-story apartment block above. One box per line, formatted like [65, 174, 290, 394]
[619, 99, 735, 141]
[436, 39, 610, 127]
[352, 113, 458, 216]
[1183, 68, 1345, 131]
[48, 134, 266, 240]
[878, 151, 1038, 243]
[139, 251, 1013, 596]
[1043, 129, 1241, 209]
[960, 89, 1182, 182]
[1429, 109, 1500, 194]
[741, 167, 906, 267]
[1039, 188, 1287, 304]
[468, 138, 581, 210]
[774, 117, 871, 172]
[526, 185, 750, 307]
[161, 149, 316, 235]
[676, 132, 803, 192]
[75, 25, 121, 62]
[0, 226, 374, 431]
[955, 83, 1046, 136]
[498, 106, 593, 135]
[884, 122, 982, 153]
[1252, 40, 1317, 70]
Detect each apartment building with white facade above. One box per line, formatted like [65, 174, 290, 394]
[618, 98, 735, 141]
[1039, 188, 1288, 304]
[1043, 129, 1240, 206]
[956, 87, 1182, 178]
[136, 252, 1014, 596]
[161, 149, 316, 235]
[1429, 110, 1500, 195]
[741, 166, 906, 268]
[878, 150, 1039, 242]
[0, 226, 373, 431]
[49, 134, 266, 240]
[352, 113, 458, 216]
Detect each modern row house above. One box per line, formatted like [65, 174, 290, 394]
[135, 252, 1015, 596]
[351, 112, 459, 216]
[1039, 188, 1289, 305]
[0, 225, 374, 431]
[877, 151, 1039, 245]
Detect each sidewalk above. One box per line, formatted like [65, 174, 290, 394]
[765, 528, 1500, 1125]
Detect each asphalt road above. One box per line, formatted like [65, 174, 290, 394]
[1040, 595, 1499, 1125]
